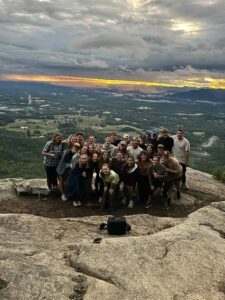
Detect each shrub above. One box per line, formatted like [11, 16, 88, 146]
[213, 167, 225, 183]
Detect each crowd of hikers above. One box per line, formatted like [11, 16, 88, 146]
[42, 128, 190, 212]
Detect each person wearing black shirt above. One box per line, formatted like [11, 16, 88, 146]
[157, 128, 174, 153]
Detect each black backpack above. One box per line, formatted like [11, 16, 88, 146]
[100, 216, 131, 235]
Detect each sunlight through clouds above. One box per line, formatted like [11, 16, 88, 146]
[0, 0, 225, 84]
[171, 20, 201, 34]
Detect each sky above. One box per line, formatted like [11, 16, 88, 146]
[1, 0, 225, 89]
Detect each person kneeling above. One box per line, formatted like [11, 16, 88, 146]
[99, 164, 120, 213]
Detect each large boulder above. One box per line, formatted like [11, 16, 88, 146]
[0, 169, 225, 299]
[0, 202, 225, 299]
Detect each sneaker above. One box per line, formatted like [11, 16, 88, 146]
[61, 194, 67, 202]
[77, 200, 82, 207]
[128, 200, 134, 209]
[163, 202, 169, 210]
[98, 196, 103, 203]
[121, 197, 127, 205]
[145, 200, 152, 209]
[73, 201, 78, 207]
[176, 191, 181, 199]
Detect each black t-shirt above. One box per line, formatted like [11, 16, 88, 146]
[111, 139, 121, 146]
[157, 136, 174, 153]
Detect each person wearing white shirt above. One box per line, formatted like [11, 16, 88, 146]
[127, 137, 143, 162]
[172, 129, 190, 189]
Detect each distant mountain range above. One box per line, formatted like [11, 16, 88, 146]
[0, 80, 225, 102]
[171, 88, 225, 102]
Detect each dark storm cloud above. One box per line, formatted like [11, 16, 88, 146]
[0, 0, 225, 79]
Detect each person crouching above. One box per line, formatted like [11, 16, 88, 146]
[99, 164, 120, 213]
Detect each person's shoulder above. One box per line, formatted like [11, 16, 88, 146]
[183, 137, 190, 143]
[43, 140, 52, 150]
[45, 140, 52, 146]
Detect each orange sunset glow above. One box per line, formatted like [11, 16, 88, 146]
[1, 74, 225, 90]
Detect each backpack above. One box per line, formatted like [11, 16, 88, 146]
[100, 216, 131, 235]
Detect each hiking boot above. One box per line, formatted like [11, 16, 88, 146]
[176, 191, 181, 199]
[128, 200, 134, 208]
[73, 201, 78, 207]
[61, 193, 67, 202]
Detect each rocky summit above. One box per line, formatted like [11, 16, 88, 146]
[0, 168, 225, 300]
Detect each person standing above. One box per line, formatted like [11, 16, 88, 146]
[127, 137, 143, 162]
[42, 132, 66, 190]
[110, 132, 121, 146]
[157, 128, 174, 153]
[172, 129, 190, 189]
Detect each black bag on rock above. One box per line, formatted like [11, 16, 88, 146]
[100, 216, 131, 235]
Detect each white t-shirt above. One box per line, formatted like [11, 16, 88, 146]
[172, 136, 190, 164]
[127, 146, 143, 161]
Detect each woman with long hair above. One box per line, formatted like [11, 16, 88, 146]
[57, 142, 80, 201]
[121, 156, 138, 209]
[67, 154, 93, 207]
[137, 150, 152, 204]
[146, 144, 155, 160]
[42, 132, 66, 190]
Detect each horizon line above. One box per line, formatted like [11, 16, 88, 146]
[0, 73, 225, 90]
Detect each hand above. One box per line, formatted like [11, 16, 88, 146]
[50, 153, 56, 158]
[151, 185, 155, 190]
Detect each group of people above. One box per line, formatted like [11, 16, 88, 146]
[42, 128, 190, 212]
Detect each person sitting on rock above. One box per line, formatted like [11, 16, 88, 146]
[99, 163, 120, 213]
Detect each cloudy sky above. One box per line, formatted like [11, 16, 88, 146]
[1, 0, 225, 89]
